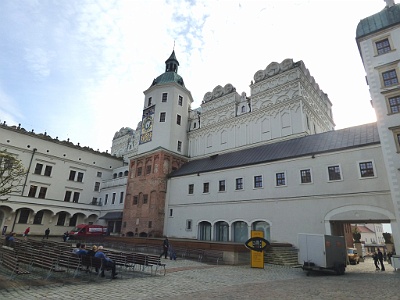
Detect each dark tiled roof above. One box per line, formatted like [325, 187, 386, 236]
[99, 211, 123, 220]
[356, 3, 400, 38]
[170, 123, 380, 177]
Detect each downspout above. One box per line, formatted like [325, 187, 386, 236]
[11, 148, 37, 232]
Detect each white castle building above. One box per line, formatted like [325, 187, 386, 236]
[0, 1, 399, 251]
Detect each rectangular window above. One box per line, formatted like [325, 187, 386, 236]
[146, 165, 151, 174]
[44, 165, 52, 176]
[143, 194, 148, 204]
[92, 197, 98, 205]
[177, 141, 182, 152]
[389, 95, 400, 114]
[97, 171, 102, 178]
[148, 221, 152, 228]
[34, 163, 43, 175]
[120, 192, 124, 203]
[376, 38, 391, 55]
[148, 97, 152, 106]
[203, 182, 209, 193]
[64, 191, 72, 202]
[300, 169, 312, 183]
[57, 212, 66, 226]
[28, 185, 37, 197]
[186, 219, 192, 230]
[169, 209, 173, 217]
[94, 182, 100, 192]
[162, 93, 168, 102]
[104, 194, 109, 205]
[77, 172, 84, 182]
[219, 180, 226, 192]
[160, 112, 166, 122]
[382, 69, 398, 87]
[33, 211, 44, 225]
[177, 114, 181, 125]
[137, 167, 142, 176]
[72, 192, 80, 203]
[254, 175, 263, 188]
[328, 165, 341, 181]
[276, 172, 286, 186]
[188, 184, 194, 194]
[38, 187, 47, 199]
[236, 178, 243, 190]
[69, 170, 76, 181]
[133, 196, 138, 205]
[359, 161, 375, 178]
[178, 95, 183, 106]
[112, 192, 116, 204]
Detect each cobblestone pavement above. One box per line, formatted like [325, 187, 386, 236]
[0, 257, 399, 300]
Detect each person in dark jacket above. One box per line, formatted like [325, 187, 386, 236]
[377, 248, 385, 271]
[160, 237, 169, 259]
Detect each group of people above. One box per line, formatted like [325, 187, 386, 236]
[372, 248, 386, 271]
[72, 242, 117, 279]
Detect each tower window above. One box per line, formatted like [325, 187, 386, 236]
[382, 69, 398, 87]
[162, 93, 168, 102]
[178, 95, 183, 106]
[376, 38, 391, 55]
[177, 141, 182, 152]
[160, 112, 166, 122]
[148, 97, 152, 106]
[388, 95, 400, 114]
[177, 114, 181, 125]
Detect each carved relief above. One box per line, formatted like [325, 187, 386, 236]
[266, 62, 280, 77]
[254, 70, 266, 82]
[224, 83, 234, 94]
[280, 58, 294, 71]
[203, 92, 213, 102]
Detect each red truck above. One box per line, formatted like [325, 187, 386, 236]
[69, 224, 107, 239]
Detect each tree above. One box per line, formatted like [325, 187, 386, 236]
[0, 149, 26, 199]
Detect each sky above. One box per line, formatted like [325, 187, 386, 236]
[0, 0, 386, 153]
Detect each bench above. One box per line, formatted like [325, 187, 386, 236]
[187, 249, 205, 261]
[203, 250, 224, 265]
[146, 254, 166, 276]
[1, 252, 30, 279]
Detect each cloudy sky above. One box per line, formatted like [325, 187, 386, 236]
[0, 0, 385, 152]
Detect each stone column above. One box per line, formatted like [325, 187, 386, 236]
[354, 242, 364, 262]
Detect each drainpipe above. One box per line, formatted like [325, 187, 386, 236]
[11, 148, 37, 232]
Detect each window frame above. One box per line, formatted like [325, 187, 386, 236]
[254, 175, 263, 188]
[160, 112, 166, 122]
[120, 192, 124, 204]
[375, 38, 391, 55]
[235, 178, 244, 190]
[382, 69, 398, 87]
[34, 163, 43, 175]
[186, 219, 192, 231]
[203, 182, 210, 194]
[188, 184, 194, 195]
[358, 160, 376, 179]
[327, 165, 342, 182]
[162, 93, 168, 102]
[300, 169, 312, 184]
[219, 180, 226, 192]
[72, 192, 80, 203]
[177, 141, 182, 152]
[387, 94, 400, 114]
[275, 172, 286, 187]
[178, 95, 183, 106]
[177, 114, 181, 125]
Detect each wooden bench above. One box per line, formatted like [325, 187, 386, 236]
[187, 249, 205, 261]
[146, 254, 166, 276]
[203, 250, 224, 265]
[1, 252, 30, 279]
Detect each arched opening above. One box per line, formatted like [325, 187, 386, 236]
[198, 221, 211, 241]
[233, 221, 248, 243]
[139, 232, 148, 237]
[215, 221, 229, 242]
[126, 231, 134, 237]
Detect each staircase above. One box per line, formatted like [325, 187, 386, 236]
[264, 244, 301, 267]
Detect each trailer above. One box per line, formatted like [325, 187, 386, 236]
[298, 233, 347, 275]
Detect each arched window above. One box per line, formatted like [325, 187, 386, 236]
[215, 221, 229, 242]
[233, 221, 248, 243]
[252, 221, 271, 242]
[124, 170, 129, 176]
[198, 221, 211, 241]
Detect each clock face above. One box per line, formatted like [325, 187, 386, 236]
[144, 119, 152, 130]
[142, 116, 153, 132]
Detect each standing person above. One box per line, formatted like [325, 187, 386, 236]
[160, 237, 169, 259]
[377, 248, 385, 271]
[23, 227, 30, 240]
[63, 231, 69, 242]
[373, 251, 380, 270]
[168, 243, 177, 261]
[43, 228, 50, 239]
[95, 246, 117, 279]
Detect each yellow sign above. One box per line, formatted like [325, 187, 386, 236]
[250, 230, 264, 269]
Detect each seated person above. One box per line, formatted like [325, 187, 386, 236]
[87, 245, 98, 256]
[5, 232, 16, 248]
[94, 246, 117, 279]
[72, 242, 81, 254]
[76, 243, 88, 256]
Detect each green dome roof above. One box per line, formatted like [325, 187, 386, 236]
[356, 3, 400, 38]
[151, 71, 185, 87]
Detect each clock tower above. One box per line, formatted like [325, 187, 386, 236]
[122, 51, 192, 237]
